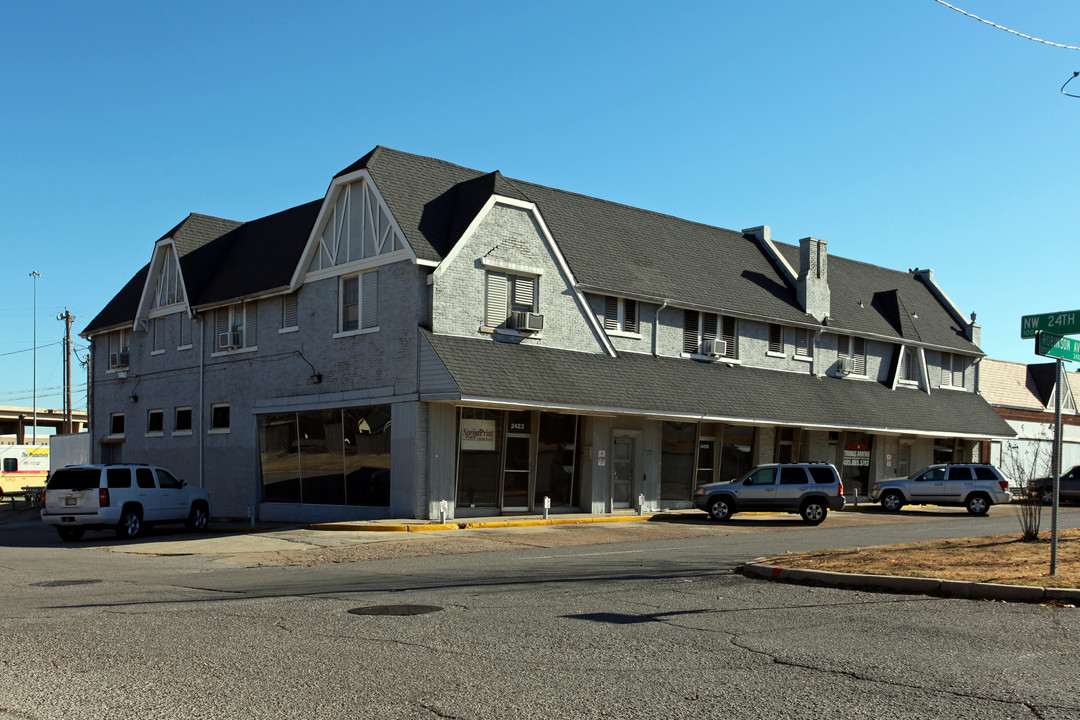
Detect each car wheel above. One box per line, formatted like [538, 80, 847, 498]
[707, 497, 734, 522]
[966, 493, 990, 516]
[881, 491, 904, 512]
[115, 507, 143, 539]
[57, 527, 84, 542]
[800, 500, 827, 525]
[1040, 487, 1054, 505]
[186, 502, 209, 532]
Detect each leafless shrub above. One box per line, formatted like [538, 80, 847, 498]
[999, 437, 1051, 542]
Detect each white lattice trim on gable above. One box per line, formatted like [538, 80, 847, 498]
[292, 169, 417, 288]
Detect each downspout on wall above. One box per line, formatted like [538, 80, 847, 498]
[652, 300, 669, 357]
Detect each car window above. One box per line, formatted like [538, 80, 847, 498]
[135, 468, 156, 489]
[106, 468, 132, 488]
[779, 467, 808, 484]
[156, 469, 181, 489]
[807, 467, 836, 484]
[744, 468, 777, 486]
[973, 466, 999, 481]
[917, 467, 945, 482]
[47, 468, 101, 491]
[947, 466, 974, 481]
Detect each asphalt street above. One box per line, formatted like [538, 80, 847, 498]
[1, 505, 1078, 719]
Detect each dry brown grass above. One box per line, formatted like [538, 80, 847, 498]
[762, 528, 1080, 588]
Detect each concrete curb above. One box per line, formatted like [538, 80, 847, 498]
[312, 514, 659, 532]
[741, 560, 1080, 605]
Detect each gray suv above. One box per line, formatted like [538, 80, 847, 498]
[869, 463, 1012, 515]
[693, 463, 846, 525]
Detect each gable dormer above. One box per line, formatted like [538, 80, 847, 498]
[296, 172, 415, 285]
[134, 240, 192, 327]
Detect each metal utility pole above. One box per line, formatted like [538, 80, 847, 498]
[29, 271, 40, 443]
[57, 309, 75, 434]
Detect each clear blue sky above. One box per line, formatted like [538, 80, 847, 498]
[3, 1, 1079, 421]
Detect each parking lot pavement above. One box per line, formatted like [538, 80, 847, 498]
[2, 500, 1049, 567]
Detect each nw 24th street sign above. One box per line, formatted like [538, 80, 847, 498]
[1036, 331, 1080, 363]
[1020, 310, 1080, 339]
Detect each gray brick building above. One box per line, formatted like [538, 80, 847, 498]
[82, 146, 1014, 522]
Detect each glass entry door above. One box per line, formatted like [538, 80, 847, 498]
[502, 435, 531, 510]
[613, 436, 634, 508]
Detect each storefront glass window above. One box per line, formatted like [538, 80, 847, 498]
[457, 408, 503, 507]
[661, 422, 697, 501]
[258, 413, 301, 503]
[344, 405, 391, 506]
[720, 425, 755, 482]
[259, 404, 392, 506]
[842, 432, 873, 495]
[535, 413, 578, 507]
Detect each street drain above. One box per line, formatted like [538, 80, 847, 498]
[348, 604, 443, 616]
[31, 579, 102, 588]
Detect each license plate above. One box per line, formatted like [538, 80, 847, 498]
[65, 497, 77, 506]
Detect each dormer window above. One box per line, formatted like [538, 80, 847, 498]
[485, 271, 538, 330]
[942, 353, 965, 388]
[901, 347, 919, 383]
[838, 335, 866, 375]
[603, 297, 637, 335]
[683, 311, 737, 359]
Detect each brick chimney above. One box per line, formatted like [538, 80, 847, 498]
[798, 237, 830, 322]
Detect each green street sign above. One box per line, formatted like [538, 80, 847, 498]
[1021, 310, 1080, 339]
[1036, 331, 1080, 363]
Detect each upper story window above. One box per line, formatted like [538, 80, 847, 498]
[794, 328, 812, 358]
[604, 297, 638, 335]
[942, 352, 965, 388]
[210, 403, 231, 433]
[838, 335, 866, 375]
[109, 412, 125, 437]
[281, 293, 299, 332]
[107, 329, 130, 371]
[146, 409, 164, 436]
[174, 406, 192, 435]
[339, 271, 378, 334]
[901, 347, 919, 383]
[179, 313, 193, 349]
[768, 324, 783, 354]
[215, 302, 257, 352]
[682, 310, 737, 359]
[485, 271, 539, 331]
[152, 317, 166, 354]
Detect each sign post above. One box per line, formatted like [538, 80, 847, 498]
[1025, 312, 1080, 575]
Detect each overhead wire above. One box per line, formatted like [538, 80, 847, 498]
[932, 0, 1080, 50]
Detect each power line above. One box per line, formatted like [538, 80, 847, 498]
[0, 341, 63, 359]
[933, 1, 1080, 50]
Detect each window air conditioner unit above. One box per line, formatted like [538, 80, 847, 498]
[837, 356, 853, 375]
[219, 332, 242, 349]
[511, 311, 544, 332]
[702, 338, 726, 358]
[111, 352, 130, 367]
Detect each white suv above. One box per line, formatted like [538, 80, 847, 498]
[41, 464, 210, 541]
[870, 463, 1012, 515]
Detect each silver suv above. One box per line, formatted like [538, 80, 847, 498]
[41, 464, 210, 541]
[869, 463, 1012, 515]
[693, 463, 846, 525]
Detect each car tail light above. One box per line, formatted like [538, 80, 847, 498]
[999, 480, 1008, 491]
[40, 490, 47, 510]
[99, 488, 110, 507]
[838, 480, 845, 497]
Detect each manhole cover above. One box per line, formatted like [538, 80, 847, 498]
[31, 579, 102, 588]
[348, 604, 443, 616]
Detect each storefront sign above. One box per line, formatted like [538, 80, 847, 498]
[460, 419, 496, 450]
[843, 447, 870, 467]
